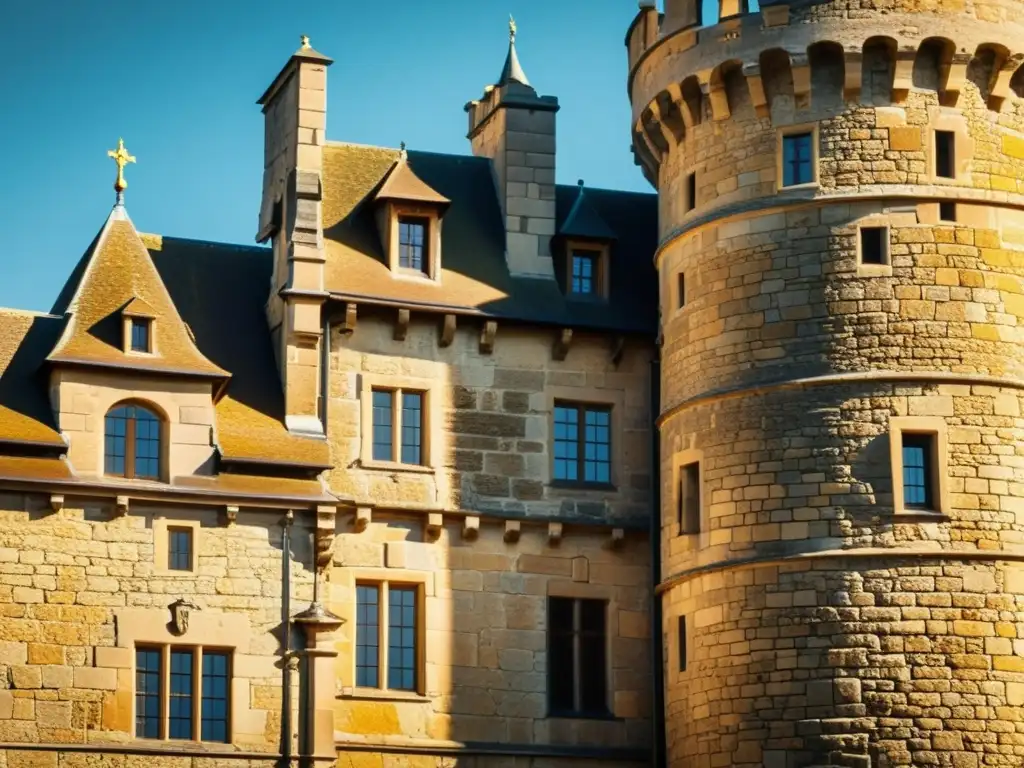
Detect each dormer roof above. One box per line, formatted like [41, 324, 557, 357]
[559, 184, 618, 241]
[374, 153, 450, 208]
[47, 204, 228, 380]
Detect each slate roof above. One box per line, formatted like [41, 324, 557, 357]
[48, 206, 228, 379]
[0, 310, 66, 449]
[322, 143, 658, 334]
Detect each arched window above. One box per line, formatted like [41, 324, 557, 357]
[104, 403, 161, 479]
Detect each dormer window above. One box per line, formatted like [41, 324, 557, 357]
[571, 251, 597, 295]
[130, 318, 152, 353]
[398, 217, 429, 274]
[562, 242, 609, 301]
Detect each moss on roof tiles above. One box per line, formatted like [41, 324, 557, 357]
[0, 311, 65, 448]
[375, 154, 450, 205]
[174, 472, 331, 501]
[0, 455, 72, 482]
[48, 212, 228, 379]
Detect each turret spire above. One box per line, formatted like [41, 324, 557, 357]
[498, 15, 531, 87]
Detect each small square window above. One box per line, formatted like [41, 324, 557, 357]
[686, 172, 697, 212]
[860, 226, 888, 266]
[677, 273, 686, 309]
[935, 131, 955, 179]
[130, 318, 151, 353]
[168, 527, 193, 572]
[570, 252, 597, 296]
[939, 201, 957, 222]
[398, 217, 428, 273]
[679, 462, 700, 534]
[902, 433, 935, 510]
[678, 615, 688, 672]
[782, 132, 814, 187]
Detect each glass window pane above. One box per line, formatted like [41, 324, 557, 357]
[388, 586, 418, 692]
[553, 405, 579, 481]
[104, 407, 128, 477]
[132, 406, 161, 480]
[571, 253, 596, 295]
[398, 218, 428, 273]
[356, 584, 380, 688]
[168, 649, 194, 739]
[582, 406, 611, 486]
[131, 318, 150, 352]
[372, 390, 394, 462]
[168, 527, 193, 571]
[201, 651, 230, 742]
[547, 598, 575, 712]
[135, 647, 162, 739]
[401, 392, 423, 465]
[783, 133, 813, 186]
[902, 434, 934, 509]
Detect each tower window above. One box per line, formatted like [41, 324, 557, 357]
[686, 172, 697, 212]
[935, 131, 955, 179]
[782, 132, 814, 187]
[939, 201, 956, 222]
[130, 318, 151, 353]
[398, 217, 428, 273]
[902, 433, 935, 510]
[679, 461, 701, 534]
[860, 226, 888, 266]
[677, 273, 686, 308]
[678, 616, 688, 672]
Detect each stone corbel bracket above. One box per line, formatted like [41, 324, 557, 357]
[115, 495, 129, 517]
[439, 314, 457, 348]
[49, 494, 64, 514]
[610, 335, 626, 368]
[315, 505, 337, 572]
[222, 505, 239, 527]
[394, 308, 410, 342]
[426, 512, 443, 539]
[480, 320, 497, 355]
[548, 522, 563, 547]
[340, 303, 357, 335]
[553, 329, 573, 362]
[608, 527, 625, 550]
[353, 505, 372, 533]
[503, 519, 521, 544]
[462, 515, 480, 540]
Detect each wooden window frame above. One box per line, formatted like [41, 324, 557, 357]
[383, 202, 442, 281]
[776, 124, 819, 190]
[353, 580, 426, 696]
[104, 401, 164, 481]
[397, 216, 429, 274]
[551, 400, 614, 490]
[889, 416, 949, 517]
[563, 239, 610, 301]
[133, 644, 232, 744]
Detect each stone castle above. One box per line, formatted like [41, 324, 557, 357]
[0, 0, 1021, 766]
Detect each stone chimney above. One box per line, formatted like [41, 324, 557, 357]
[256, 36, 332, 438]
[465, 19, 560, 279]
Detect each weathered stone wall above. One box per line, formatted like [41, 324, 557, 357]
[632, 0, 1024, 765]
[0, 493, 312, 757]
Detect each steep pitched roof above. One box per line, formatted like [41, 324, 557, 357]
[321, 143, 658, 334]
[47, 205, 228, 379]
[0, 310, 65, 449]
[498, 39, 531, 88]
[375, 154, 450, 206]
[558, 184, 618, 241]
[145, 235, 332, 470]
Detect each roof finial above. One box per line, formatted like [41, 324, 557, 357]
[300, 34, 311, 49]
[509, 15, 517, 44]
[399, 141, 407, 159]
[107, 138, 136, 206]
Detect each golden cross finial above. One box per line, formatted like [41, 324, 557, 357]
[300, 34, 311, 49]
[509, 15, 517, 44]
[107, 138, 136, 196]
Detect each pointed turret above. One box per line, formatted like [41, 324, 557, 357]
[498, 16, 531, 88]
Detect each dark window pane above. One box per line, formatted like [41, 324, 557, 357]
[579, 630, 607, 713]
[680, 462, 701, 534]
[783, 133, 813, 187]
[939, 201, 956, 222]
[398, 218, 428, 273]
[201, 651, 230, 742]
[372, 390, 394, 462]
[936, 130, 955, 178]
[169, 649, 194, 739]
[553, 405, 579, 481]
[686, 172, 697, 212]
[356, 584, 379, 688]
[168, 527, 193, 571]
[130, 318, 151, 353]
[902, 433, 934, 509]
[135, 647, 162, 739]
[548, 598, 574, 712]
[104, 407, 129, 477]
[582, 406, 611, 485]
[388, 586, 418, 691]
[571, 253, 596, 295]
[401, 392, 423, 465]
[860, 227, 887, 266]
[677, 272, 686, 308]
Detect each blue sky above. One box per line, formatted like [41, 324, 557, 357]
[0, 0, 714, 311]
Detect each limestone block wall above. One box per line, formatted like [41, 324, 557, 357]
[629, 0, 1024, 765]
[327, 516, 651, 759]
[326, 315, 654, 524]
[0, 493, 313, 764]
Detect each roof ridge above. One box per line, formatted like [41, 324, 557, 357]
[0, 308, 61, 320]
[556, 183, 655, 197]
[142, 233, 269, 253]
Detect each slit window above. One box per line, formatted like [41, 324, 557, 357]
[548, 597, 608, 717]
[679, 462, 701, 534]
[686, 172, 697, 212]
[860, 226, 888, 266]
[678, 616, 688, 672]
[902, 433, 935, 510]
[677, 273, 686, 309]
[356, 581, 421, 693]
[782, 132, 814, 187]
[935, 131, 955, 179]
[939, 201, 957, 222]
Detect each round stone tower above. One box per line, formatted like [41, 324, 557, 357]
[627, 0, 1024, 765]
